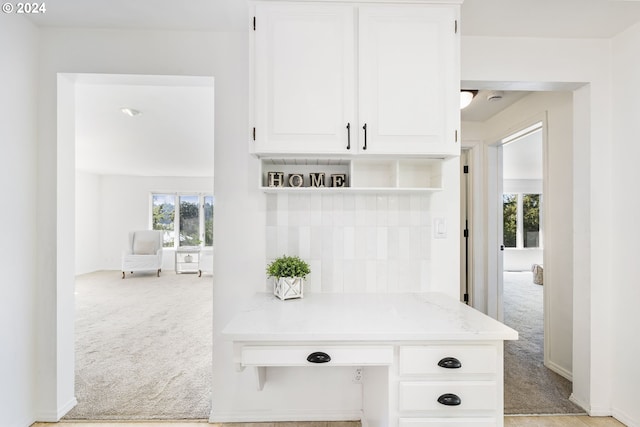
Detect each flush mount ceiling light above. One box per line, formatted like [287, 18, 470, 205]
[120, 107, 142, 117]
[486, 91, 504, 102]
[460, 90, 478, 109]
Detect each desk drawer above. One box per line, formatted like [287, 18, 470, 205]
[399, 418, 497, 427]
[399, 381, 497, 412]
[241, 345, 393, 367]
[399, 345, 497, 375]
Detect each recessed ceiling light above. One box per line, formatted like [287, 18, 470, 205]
[121, 107, 142, 117]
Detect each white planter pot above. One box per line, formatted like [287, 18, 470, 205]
[273, 277, 304, 300]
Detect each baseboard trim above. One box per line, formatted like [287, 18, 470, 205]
[210, 409, 363, 423]
[11, 415, 36, 427]
[569, 393, 591, 414]
[59, 396, 78, 419]
[612, 407, 639, 427]
[35, 397, 77, 422]
[545, 360, 572, 381]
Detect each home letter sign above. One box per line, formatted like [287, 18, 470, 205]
[268, 172, 284, 187]
[310, 172, 325, 187]
[331, 174, 347, 187]
[288, 173, 304, 187]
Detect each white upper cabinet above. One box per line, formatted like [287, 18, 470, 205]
[250, 1, 460, 157]
[252, 3, 355, 154]
[358, 5, 459, 156]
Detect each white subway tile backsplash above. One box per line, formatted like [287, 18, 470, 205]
[366, 260, 378, 293]
[266, 226, 278, 259]
[376, 261, 388, 293]
[266, 193, 434, 294]
[331, 260, 344, 293]
[299, 226, 311, 259]
[377, 227, 388, 260]
[344, 227, 355, 260]
[310, 226, 323, 259]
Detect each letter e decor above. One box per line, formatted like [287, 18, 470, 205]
[331, 174, 347, 187]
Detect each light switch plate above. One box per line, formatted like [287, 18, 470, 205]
[434, 218, 446, 239]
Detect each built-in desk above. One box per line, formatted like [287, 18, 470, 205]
[222, 293, 517, 427]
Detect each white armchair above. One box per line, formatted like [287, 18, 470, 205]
[121, 230, 163, 279]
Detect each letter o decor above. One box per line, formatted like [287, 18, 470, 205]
[288, 173, 304, 187]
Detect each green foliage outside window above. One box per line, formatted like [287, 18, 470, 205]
[204, 196, 214, 246]
[179, 196, 200, 246]
[523, 194, 540, 248]
[503, 194, 517, 248]
[152, 195, 175, 247]
[152, 193, 214, 248]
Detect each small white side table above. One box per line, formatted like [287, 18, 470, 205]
[175, 246, 201, 274]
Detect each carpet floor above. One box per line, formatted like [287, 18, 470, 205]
[64, 270, 212, 420]
[503, 271, 584, 415]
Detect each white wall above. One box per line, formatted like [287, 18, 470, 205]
[26, 20, 639, 427]
[75, 172, 214, 275]
[486, 91, 575, 379]
[462, 35, 613, 415]
[611, 21, 640, 427]
[75, 171, 102, 274]
[98, 174, 213, 271]
[36, 27, 263, 421]
[0, 14, 40, 427]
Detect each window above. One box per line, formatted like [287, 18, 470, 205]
[523, 194, 540, 248]
[503, 194, 517, 248]
[152, 194, 176, 247]
[503, 193, 542, 249]
[151, 193, 214, 248]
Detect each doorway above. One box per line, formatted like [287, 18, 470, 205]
[60, 73, 215, 419]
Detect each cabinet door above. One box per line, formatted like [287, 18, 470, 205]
[253, 3, 355, 155]
[358, 6, 459, 156]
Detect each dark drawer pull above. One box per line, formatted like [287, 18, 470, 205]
[307, 352, 331, 364]
[438, 393, 461, 406]
[438, 357, 462, 369]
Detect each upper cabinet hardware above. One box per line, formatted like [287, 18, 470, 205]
[437, 357, 462, 369]
[455, 20, 458, 34]
[346, 123, 351, 150]
[253, 16, 256, 31]
[362, 123, 368, 150]
[307, 351, 331, 363]
[253, 127, 256, 141]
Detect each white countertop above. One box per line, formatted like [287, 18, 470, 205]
[222, 292, 518, 342]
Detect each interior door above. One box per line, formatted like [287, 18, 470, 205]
[485, 144, 504, 321]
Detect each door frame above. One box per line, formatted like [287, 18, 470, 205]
[485, 113, 549, 365]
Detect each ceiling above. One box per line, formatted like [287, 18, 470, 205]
[27, 0, 640, 38]
[74, 74, 214, 177]
[44, 0, 640, 176]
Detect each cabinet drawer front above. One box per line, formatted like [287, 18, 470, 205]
[399, 381, 497, 412]
[399, 345, 497, 375]
[400, 418, 496, 427]
[241, 345, 393, 367]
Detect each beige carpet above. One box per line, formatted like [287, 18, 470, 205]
[503, 271, 584, 415]
[64, 270, 212, 420]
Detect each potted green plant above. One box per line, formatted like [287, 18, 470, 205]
[266, 255, 311, 300]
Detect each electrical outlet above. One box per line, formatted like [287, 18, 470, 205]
[353, 367, 363, 384]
